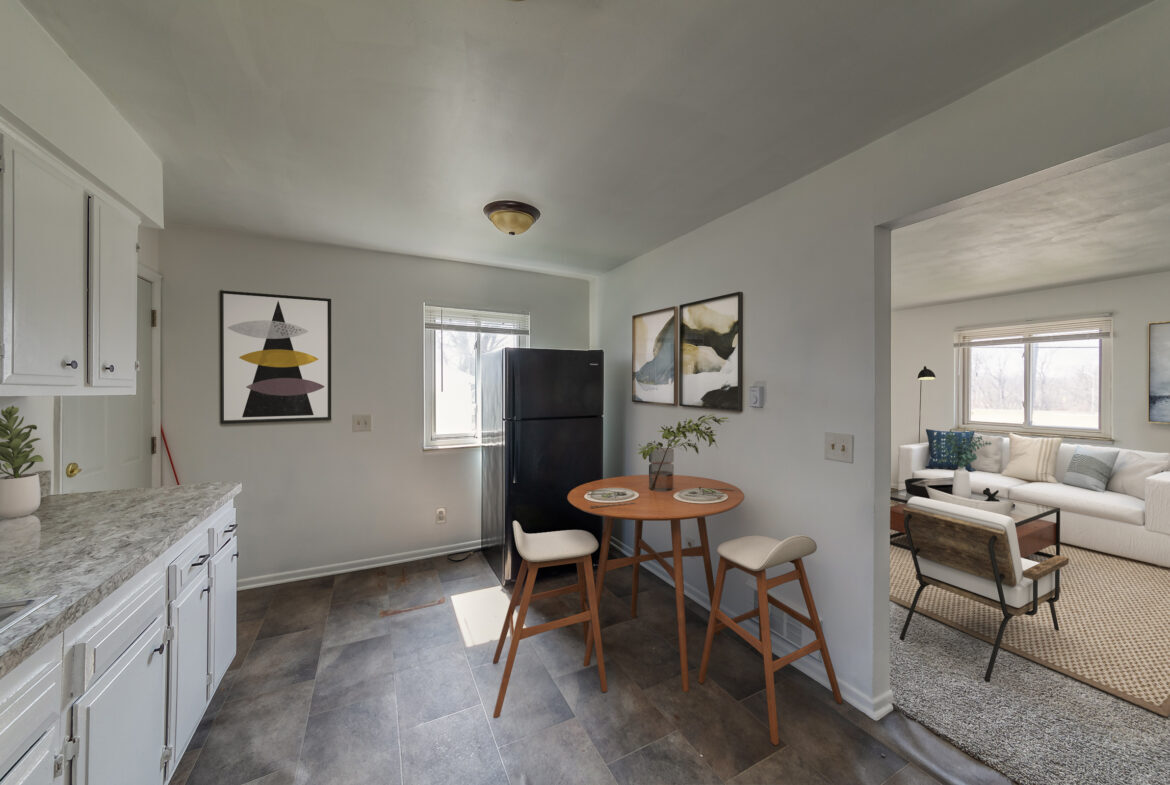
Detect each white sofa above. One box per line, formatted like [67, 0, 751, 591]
[897, 438, 1170, 569]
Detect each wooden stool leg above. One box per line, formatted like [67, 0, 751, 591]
[494, 562, 538, 717]
[795, 558, 842, 704]
[494, 560, 528, 664]
[576, 560, 590, 640]
[670, 519, 690, 691]
[699, 559, 729, 684]
[630, 520, 643, 618]
[585, 518, 614, 666]
[582, 556, 607, 691]
[757, 570, 780, 745]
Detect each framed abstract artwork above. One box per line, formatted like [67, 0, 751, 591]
[632, 306, 677, 405]
[221, 291, 331, 423]
[679, 292, 742, 411]
[1151, 321, 1170, 424]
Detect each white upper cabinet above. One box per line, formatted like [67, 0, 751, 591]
[87, 194, 138, 388]
[1, 135, 86, 387]
[0, 134, 141, 395]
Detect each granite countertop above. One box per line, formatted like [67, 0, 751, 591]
[0, 482, 242, 680]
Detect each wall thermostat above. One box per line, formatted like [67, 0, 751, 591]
[749, 382, 765, 408]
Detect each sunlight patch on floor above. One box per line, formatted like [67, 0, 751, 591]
[451, 586, 512, 647]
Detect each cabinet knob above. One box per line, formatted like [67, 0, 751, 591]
[134, 360, 141, 371]
[62, 359, 79, 370]
[191, 553, 211, 567]
[103, 363, 115, 373]
[152, 642, 166, 656]
[66, 462, 83, 478]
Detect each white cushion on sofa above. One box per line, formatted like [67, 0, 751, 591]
[1010, 482, 1145, 526]
[1107, 450, 1170, 499]
[969, 471, 1028, 496]
[911, 469, 953, 481]
[1052, 443, 1077, 483]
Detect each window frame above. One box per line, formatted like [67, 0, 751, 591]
[957, 316, 1113, 440]
[422, 305, 530, 450]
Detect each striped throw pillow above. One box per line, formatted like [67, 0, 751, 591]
[1002, 433, 1062, 483]
[1062, 445, 1120, 492]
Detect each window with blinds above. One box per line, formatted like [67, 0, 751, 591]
[956, 316, 1112, 438]
[422, 305, 530, 449]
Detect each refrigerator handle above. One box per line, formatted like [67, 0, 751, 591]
[510, 429, 518, 485]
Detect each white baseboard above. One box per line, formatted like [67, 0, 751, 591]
[237, 539, 483, 590]
[608, 537, 892, 720]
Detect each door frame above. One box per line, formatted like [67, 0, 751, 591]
[139, 265, 163, 487]
[53, 266, 162, 491]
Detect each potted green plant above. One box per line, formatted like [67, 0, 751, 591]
[637, 415, 727, 491]
[0, 406, 44, 519]
[951, 433, 988, 498]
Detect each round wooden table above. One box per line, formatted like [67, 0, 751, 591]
[567, 475, 744, 690]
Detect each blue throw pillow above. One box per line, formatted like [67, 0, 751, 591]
[926, 429, 976, 470]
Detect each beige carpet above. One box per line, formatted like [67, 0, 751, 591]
[890, 543, 1170, 716]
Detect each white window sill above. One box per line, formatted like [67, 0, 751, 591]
[423, 442, 482, 452]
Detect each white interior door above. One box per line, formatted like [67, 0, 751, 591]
[60, 276, 155, 492]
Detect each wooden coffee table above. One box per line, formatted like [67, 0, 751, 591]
[889, 489, 1061, 559]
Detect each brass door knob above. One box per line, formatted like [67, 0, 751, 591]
[65, 462, 82, 478]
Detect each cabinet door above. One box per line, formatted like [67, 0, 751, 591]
[72, 616, 166, 785]
[0, 137, 86, 386]
[0, 729, 58, 785]
[87, 194, 138, 387]
[209, 544, 237, 691]
[167, 575, 210, 757]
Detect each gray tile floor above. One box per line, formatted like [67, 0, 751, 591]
[173, 552, 1009, 785]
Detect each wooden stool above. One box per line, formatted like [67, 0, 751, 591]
[699, 534, 842, 745]
[492, 521, 607, 717]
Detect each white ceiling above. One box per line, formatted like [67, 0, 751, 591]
[22, 0, 1151, 275]
[892, 140, 1170, 309]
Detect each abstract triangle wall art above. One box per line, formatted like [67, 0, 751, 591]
[221, 291, 331, 423]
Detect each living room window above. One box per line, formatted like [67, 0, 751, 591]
[423, 305, 529, 449]
[958, 316, 1112, 438]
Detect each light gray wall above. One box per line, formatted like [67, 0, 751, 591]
[597, 0, 1170, 718]
[159, 225, 589, 584]
[891, 269, 1170, 482]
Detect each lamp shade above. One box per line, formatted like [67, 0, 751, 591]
[484, 200, 540, 235]
[917, 366, 936, 381]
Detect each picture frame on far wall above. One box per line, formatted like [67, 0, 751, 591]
[221, 290, 331, 423]
[632, 306, 677, 405]
[1150, 321, 1170, 424]
[680, 292, 742, 411]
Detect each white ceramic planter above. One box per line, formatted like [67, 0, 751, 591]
[952, 468, 972, 498]
[0, 474, 41, 519]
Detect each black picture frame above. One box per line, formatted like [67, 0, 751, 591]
[220, 290, 332, 423]
[679, 292, 742, 411]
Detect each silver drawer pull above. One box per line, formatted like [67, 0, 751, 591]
[62, 359, 79, 370]
[224, 523, 238, 534]
[231, 552, 239, 561]
[200, 586, 210, 598]
[191, 553, 210, 567]
[152, 642, 166, 656]
[103, 363, 116, 373]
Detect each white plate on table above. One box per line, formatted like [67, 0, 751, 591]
[584, 488, 640, 504]
[674, 487, 729, 504]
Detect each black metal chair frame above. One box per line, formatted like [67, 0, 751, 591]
[899, 514, 1063, 682]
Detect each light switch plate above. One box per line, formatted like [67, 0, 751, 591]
[824, 432, 853, 463]
[352, 414, 372, 432]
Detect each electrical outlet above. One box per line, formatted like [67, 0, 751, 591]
[824, 432, 853, 463]
[352, 414, 372, 432]
[435, 507, 447, 525]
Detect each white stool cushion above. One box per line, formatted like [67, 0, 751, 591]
[718, 535, 817, 571]
[512, 521, 598, 563]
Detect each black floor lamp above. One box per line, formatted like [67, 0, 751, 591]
[917, 366, 935, 442]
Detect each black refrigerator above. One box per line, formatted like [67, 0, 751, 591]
[481, 348, 604, 584]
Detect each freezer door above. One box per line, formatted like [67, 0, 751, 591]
[505, 349, 603, 420]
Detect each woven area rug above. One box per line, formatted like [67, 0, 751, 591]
[890, 543, 1170, 715]
[889, 604, 1170, 785]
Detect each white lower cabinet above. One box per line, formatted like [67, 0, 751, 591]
[0, 729, 59, 785]
[166, 573, 210, 758]
[70, 618, 167, 785]
[209, 544, 237, 689]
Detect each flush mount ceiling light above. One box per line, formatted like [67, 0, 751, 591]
[483, 200, 540, 236]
